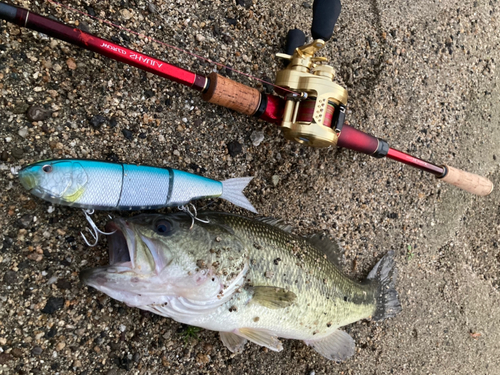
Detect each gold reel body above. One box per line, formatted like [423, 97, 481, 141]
[275, 40, 348, 148]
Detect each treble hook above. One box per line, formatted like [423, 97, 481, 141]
[177, 203, 210, 230]
[80, 209, 116, 247]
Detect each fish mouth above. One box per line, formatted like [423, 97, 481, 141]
[106, 221, 132, 266]
[80, 219, 135, 285]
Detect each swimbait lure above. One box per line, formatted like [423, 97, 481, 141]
[18, 159, 257, 213]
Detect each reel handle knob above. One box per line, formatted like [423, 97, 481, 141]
[312, 0, 341, 41]
[285, 29, 306, 56]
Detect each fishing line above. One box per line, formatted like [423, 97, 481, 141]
[46, 0, 298, 95]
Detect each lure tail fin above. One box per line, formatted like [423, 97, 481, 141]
[367, 250, 402, 321]
[220, 177, 258, 213]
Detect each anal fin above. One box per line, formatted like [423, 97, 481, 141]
[237, 328, 283, 352]
[219, 332, 247, 353]
[304, 330, 355, 362]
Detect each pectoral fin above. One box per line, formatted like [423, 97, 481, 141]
[237, 328, 283, 352]
[304, 330, 355, 362]
[219, 332, 247, 353]
[250, 286, 297, 309]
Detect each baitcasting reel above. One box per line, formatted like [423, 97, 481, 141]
[274, 0, 347, 148]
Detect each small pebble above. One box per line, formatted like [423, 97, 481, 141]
[66, 58, 77, 70]
[122, 129, 133, 140]
[11, 348, 23, 358]
[0, 353, 13, 365]
[109, 117, 118, 128]
[120, 9, 133, 20]
[3, 270, 18, 284]
[227, 140, 242, 157]
[236, 0, 253, 8]
[77, 21, 90, 33]
[250, 130, 264, 146]
[11, 148, 24, 159]
[85, 6, 95, 16]
[90, 115, 106, 128]
[1, 151, 8, 161]
[272, 175, 280, 186]
[12, 102, 30, 114]
[196, 34, 206, 42]
[18, 127, 28, 138]
[31, 346, 43, 356]
[55, 278, 71, 290]
[42, 297, 64, 314]
[27, 106, 51, 121]
[17, 214, 32, 228]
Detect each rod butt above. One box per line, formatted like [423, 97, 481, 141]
[438, 165, 494, 196]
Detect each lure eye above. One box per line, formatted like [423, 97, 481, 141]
[154, 220, 173, 236]
[42, 165, 53, 173]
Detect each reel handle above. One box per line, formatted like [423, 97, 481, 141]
[312, 0, 341, 41]
[439, 165, 493, 196]
[285, 29, 306, 56]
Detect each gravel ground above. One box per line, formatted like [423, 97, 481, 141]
[1, 0, 500, 374]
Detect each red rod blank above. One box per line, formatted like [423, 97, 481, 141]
[386, 148, 444, 176]
[15, 8, 203, 89]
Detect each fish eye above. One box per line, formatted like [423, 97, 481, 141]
[42, 165, 53, 173]
[154, 220, 173, 236]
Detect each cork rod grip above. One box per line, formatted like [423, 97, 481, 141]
[202, 73, 261, 116]
[438, 165, 494, 196]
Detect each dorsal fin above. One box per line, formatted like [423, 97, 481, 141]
[307, 234, 344, 267]
[255, 217, 293, 233]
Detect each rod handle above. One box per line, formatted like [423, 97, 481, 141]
[202, 73, 261, 116]
[438, 165, 494, 196]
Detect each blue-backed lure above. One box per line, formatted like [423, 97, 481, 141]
[18, 159, 257, 213]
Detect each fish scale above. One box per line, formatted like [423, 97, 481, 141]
[203, 214, 377, 337]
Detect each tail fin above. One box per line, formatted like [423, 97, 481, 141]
[220, 177, 258, 213]
[367, 251, 402, 321]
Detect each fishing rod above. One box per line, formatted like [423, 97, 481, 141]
[0, 0, 493, 196]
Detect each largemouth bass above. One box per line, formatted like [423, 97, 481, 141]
[18, 159, 256, 213]
[81, 212, 401, 361]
